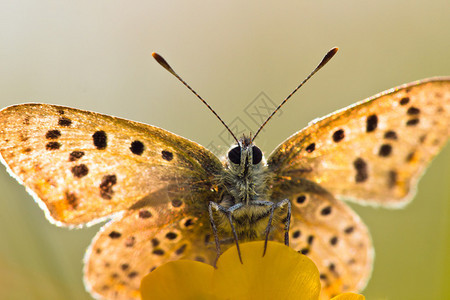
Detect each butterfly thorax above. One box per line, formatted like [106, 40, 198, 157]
[219, 159, 272, 204]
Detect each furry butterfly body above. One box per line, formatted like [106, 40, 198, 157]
[0, 77, 449, 299]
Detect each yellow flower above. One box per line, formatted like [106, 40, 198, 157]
[140, 241, 364, 300]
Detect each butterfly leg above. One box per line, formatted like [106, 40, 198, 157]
[226, 204, 244, 264]
[208, 201, 223, 267]
[278, 199, 291, 246]
[208, 201, 244, 265]
[262, 202, 275, 256]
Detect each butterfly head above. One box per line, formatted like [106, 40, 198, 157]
[226, 135, 264, 172]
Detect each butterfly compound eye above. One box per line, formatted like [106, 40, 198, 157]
[228, 146, 241, 164]
[252, 146, 263, 164]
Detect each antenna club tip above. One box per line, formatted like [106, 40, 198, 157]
[318, 47, 339, 68]
[152, 52, 165, 62]
[326, 47, 338, 57]
[152, 52, 176, 75]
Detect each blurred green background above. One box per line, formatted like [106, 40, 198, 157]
[0, 1, 448, 299]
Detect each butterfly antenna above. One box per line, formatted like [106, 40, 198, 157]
[152, 52, 239, 144]
[252, 47, 339, 142]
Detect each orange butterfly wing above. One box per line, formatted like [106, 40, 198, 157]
[269, 77, 450, 207]
[0, 104, 223, 226]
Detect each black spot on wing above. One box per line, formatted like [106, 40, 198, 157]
[299, 248, 309, 255]
[195, 256, 206, 262]
[58, 117, 72, 127]
[320, 206, 332, 216]
[175, 244, 187, 255]
[162, 150, 174, 161]
[344, 226, 354, 234]
[93, 131, 107, 150]
[399, 97, 410, 105]
[46, 130, 61, 139]
[330, 236, 338, 246]
[296, 195, 306, 204]
[353, 158, 368, 183]
[152, 249, 165, 256]
[406, 118, 419, 126]
[384, 131, 398, 140]
[71, 164, 89, 178]
[171, 199, 183, 208]
[407, 107, 420, 115]
[378, 144, 392, 157]
[406, 152, 415, 162]
[184, 219, 194, 227]
[139, 210, 152, 219]
[204, 234, 211, 245]
[332, 129, 345, 143]
[46, 142, 61, 150]
[130, 140, 145, 155]
[151, 238, 160, 247]
[366, 114, 378, 132]
[109, 231, 121, 239]
[388, 170, 398, 188]
[419, 135, 427, 144]
[328, 262, 336, 272]
[65, 191, 79, 209]
[292, 230, 301, 239]
[100, 174, 117, 199]
[306, 143, 315, 153]
[69, 151, 85, 161]
[165, 232, 178, 240]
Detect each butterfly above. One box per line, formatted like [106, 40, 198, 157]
[0, 48, 448, 299]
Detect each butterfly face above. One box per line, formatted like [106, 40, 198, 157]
[0, 77, 448, 299]
[222, 138, 268, 206]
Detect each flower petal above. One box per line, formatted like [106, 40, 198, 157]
[213, 241, 321, 300]
[140, 260, 214, 300]
[330, 292, 365, 300]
